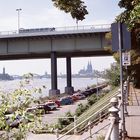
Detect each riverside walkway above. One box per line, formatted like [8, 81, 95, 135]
[125, 84, 140, 139]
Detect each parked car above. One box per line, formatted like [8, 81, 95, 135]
[36, 104, 51, 113]
[81, 91, 91, 97]
[26, 106, 37, 114]
[73, 93, 86, 100]
[71, 95, 79, 101]
[5, 113, 28, 128]
[59, 97, 73, 105]
[47, 100, 61, 108]
[54, 100, 61, 108]
[45, 102, 57, 110]
[26, 104, 51, 114]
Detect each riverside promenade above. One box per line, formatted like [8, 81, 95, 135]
[125, 85, 140, 139]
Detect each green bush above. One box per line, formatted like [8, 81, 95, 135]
[87, 94, 98, 106]
[0, 74, 46, 139]
[57, 111, 74, 130]
[75, 103, 88, 117]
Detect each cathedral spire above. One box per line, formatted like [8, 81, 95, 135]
[3, 67, 5, 75]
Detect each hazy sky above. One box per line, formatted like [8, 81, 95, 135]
[0, 0, 123, 75]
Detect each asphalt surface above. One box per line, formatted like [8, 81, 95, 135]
[41, 99, 87, 125]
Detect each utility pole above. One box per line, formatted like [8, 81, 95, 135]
[118, 22, 127, 140]
[16, 8, 22, 33]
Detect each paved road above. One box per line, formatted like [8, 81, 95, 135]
[41, 99, 87, 125]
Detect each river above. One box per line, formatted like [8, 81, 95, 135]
[0, 78, 105, 98]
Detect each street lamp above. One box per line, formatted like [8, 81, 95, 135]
[16, 8, 22, 33]
[96, 76, 99, 98]
[76, 19, 78, 30]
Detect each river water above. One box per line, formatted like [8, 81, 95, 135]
[0, 78, 104, 97]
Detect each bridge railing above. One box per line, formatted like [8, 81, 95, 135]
[0, 24, 111, 36]
[55, 24, 111, 32]
[0, 30, 18, 35]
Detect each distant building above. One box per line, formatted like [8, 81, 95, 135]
[78, 61, 93, 76]
[0, 67, 13, 80]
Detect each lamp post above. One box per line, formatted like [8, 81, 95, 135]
[96, 76, 99, 98]
[76, 19, 78, 30]
[16, 8, 22, 33]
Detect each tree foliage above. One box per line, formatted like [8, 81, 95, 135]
[105, 63, 120, 87]
[52, 0, 88, 21]
[117, 0, 140, 29]
[114, 0, 140, 87]
[117, 0, 140, 48]
[0, 75, 45, 139]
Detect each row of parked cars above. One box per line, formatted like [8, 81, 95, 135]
[26, 92, 86, 114]
[4, 92, 87, 128]
[4, 84, 107, 129]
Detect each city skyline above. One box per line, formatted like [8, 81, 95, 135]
[0, 0, 122, 75]
[0, 57, 115, 75]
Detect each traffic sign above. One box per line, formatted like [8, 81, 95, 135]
[111, 23, 131, 52]
[122, 52, 131, 66]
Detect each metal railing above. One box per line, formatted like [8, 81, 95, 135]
[105, 79, 129, 140]
[60, 88, 119, 134]
[56, 103, 111, 140]
[105, 118, 115, 140]
[77, 111, 109, 135]
[54, 80, 129, 140]
[83, 123, 110, 140]
[0, 24, 111, 36]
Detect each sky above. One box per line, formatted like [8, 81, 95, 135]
[0, 0, 123, 75]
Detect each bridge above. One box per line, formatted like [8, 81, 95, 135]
[0, 24, 111, 96]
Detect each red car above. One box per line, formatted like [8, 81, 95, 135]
[71, 95, 79, 101]
[47, 100, 60, 108]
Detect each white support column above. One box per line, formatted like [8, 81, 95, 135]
[88, 120, 92, 138]
[55, 128, 59, 139]
[124, 81, 128, 116]
[109, 97, 120, 140]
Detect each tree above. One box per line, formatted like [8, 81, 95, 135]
[0, 74, 45, 139]
[115, 0, 140, 87]
[105, 63, 120, 87]
[117, 0, 140, 29]
[52, 0, 88, 21]
[116, 0, 140, 50]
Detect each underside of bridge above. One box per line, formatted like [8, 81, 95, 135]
[0, 50, 111, 60]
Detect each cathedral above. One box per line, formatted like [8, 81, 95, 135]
[78, 61, 93, 76]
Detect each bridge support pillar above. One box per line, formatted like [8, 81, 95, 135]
[49, 52, 60, 96]
[65, 57, 74, 94]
